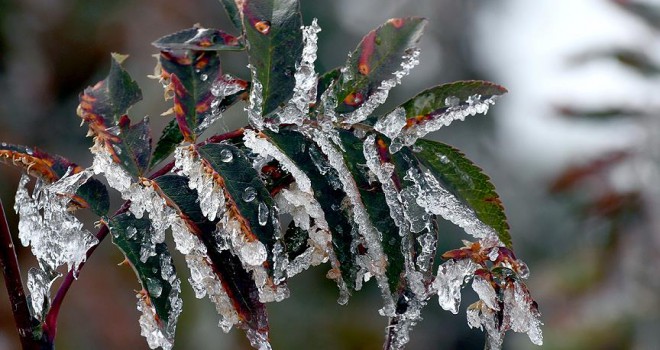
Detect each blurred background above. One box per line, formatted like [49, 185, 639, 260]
[1, 0, 659, 349]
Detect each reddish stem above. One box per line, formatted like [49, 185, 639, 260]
[0, 200, 42, 349]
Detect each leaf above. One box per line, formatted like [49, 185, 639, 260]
[0, 143, 109, 215]
[109, 213, 181, 345]
[262, 128, 360, 292]
[241, 0, 303, 116]
[152, 27, 244, 51]
[196, 143, 279, 273]
[218, 0, 244, 29]
[154, 174, 269, 337]
[283, 223, 309, 261]
[414, 139, 512, 247]
[398, 80, 507, 126]
[113, 115, 152, 177]
[336, 130, 405, 296]
[334, 18, 426, 113]
[79, 53, 142, 129]
[150, 82, 248, 168]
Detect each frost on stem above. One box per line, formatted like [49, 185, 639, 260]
[14, 171, 98, 273]
[281, 19, 321, 126]
[391, 94, 499, 153]
[341, 48, 420, 126]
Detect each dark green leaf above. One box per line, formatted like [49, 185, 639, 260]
[76, 178, 110, 216]
[336, 130, 405, 295]
[241, 0, 303, 116]
[414, 139, 512, 247]
[150, 120, 183, 168]
[335, 18, 426, 113]
[110, 213, 180, 343]
[218, 0, 244, 29]
[112, 115, 152, 177]
[262, 128, 359, 292]
[197, 143, 278, 272]
[153, 27, 244, 51]
[79, 53, 142, 126]
[155, 174, 269, 335]
[283, 222, 309, 261]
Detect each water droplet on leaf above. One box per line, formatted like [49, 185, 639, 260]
[242, 187, 257, 202]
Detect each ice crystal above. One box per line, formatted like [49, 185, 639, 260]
[466, 301, 504, 350]
[342, 48, 420, 125]
[246, 65, 264, 130]
[197, 75, 245, 132]
[137, 295, 174, 350]
[471, 276, 499, 311]
[503, 281, 543, 345]
[27, 267, 59, 320]
[374, 107, 407, 140]
[174, 144, 226, 221]
[14, 171, 98, 272]
[281, 19, 321, 126]
[391, 94, 499, 152]
[432, 258, 479, 314]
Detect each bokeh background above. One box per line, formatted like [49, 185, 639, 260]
[1, 0, 659, 349]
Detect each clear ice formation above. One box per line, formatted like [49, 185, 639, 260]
[246, 65, 264, 130]
[197, 75, 245, 133]
[341, 48, 421, 125]
[432, 258, 479, 314]
[14, 170, 98, 273]
[390, 94, 499, 153]
[281, 19, 321, 126]
[27, 267, 59, 320]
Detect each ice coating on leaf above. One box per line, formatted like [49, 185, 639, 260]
[472, 276, 499, 311]
[466, 301, 504, 350]
[14, 171, 98, 272]
[392, 94, 499, 152]
[305, 126, 394, 313]
[243, 129, 312, 194]
[385, 298, 426, 350]
[405, 167, 501, 245]
[26, 267, 59, 320]
[363, 135, 404, 227]
[246, 329, 273, 350]
[197, 75, 245, 132]
[275, 184, 332, 277]
[173, 144, 226, 221]
[342, 48, 420, 125]
[247, 65, 265, 130]
[431, 258, 479, 314]
[374, 107, 406, 140]
[137, 295, 174, 350]
[503, 281, 543, 345]
[281, 18, 321, 126]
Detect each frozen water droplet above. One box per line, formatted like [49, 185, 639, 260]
[374, 107, 406, 140]
[488, 247, 499, 262]
[242, 187, 257, 202]
[200, 73, 208, 81]
[126, 226, 138, 240]
[445, 96, 460, 107]
[258, 202, 269, 226]
[146, 277, 163, 298]
[220, 149, 233, 163]
[438, 154, 450, 164]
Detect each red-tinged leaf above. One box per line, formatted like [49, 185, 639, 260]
[152, 27, 244, 51]
[262, 128, 361, 293]
[414, 139, 512, 248]
[549, 151, 629, 193]
[241, 0, 303, 116]
[155, 175, 269, 337]
[0, 143, 110, 216]
[78, 53, 142, 135]
[113, 116, 152, 177]
[334, 18, 426, 113]
[109, 213, 182, 348]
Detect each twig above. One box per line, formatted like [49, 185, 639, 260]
[0, 199, 41, 349]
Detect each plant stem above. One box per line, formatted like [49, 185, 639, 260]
[0, 199, 41, 349]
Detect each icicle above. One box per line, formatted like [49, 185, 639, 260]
[26, 267, 59, 320]
[246, 329, 273, 350]
[246, 65, 265, 130]
[392, 94, 499, 152]
[431, 259, 479, 314]
[341, 48, 420, 125]
[14, 171, 98, 272]
[471, 276, 499, 311]
[502, 281, 543, 345]
[137, 295, 174, 350]
[466, 301, 504, 350]
[281, 19, 321, 126]
[405, 167, 501, 245]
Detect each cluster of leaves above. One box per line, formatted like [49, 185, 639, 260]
[0, 1, 540, 349]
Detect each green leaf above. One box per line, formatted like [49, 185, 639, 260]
[196, 143, 279, 273]
[283, 222, 309, 262]
[76, 178, 110, 216]
[218, 0, 243, 29]
[262, 128, 360, 292]
[155, 174, 269, 336]
[336, 130, 405, 295]
[241, 0, 303, 116]
[152, 27, 244, 51]
[335, 18, 426, 113]
[414, 139, 512, 247]
[113, 115, 152, 177]
[79, 53, 142, 126]
[109, 213, 181, 344]
[398, 80, 507, 124]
